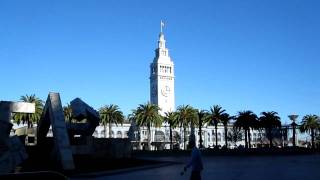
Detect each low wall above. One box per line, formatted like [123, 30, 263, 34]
[37, 137, 132, 159]
[91, 138, 132, 159]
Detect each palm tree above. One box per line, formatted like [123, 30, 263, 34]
[13, 94, 43, 128]
[133, 103, 162, 150]
[63, 103, 73, 123]
[221, 113, 233, 148]
[234, 110, 258, 148]
[196, 109, 209, 148]
[300, 114, 320, 149]
[227, 127, 244, 147]
[176, 105, 197, 150]
[127, 113, 141, 149]
[208, 105, 226, 148]
[99, 104, 125, 138]
[164, 111, 178, 150]
[259, 111, 281, 147]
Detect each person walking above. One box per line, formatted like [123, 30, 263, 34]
[182, 140, 204, 180]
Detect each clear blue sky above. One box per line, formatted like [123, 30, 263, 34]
[1, 0, 319, 123]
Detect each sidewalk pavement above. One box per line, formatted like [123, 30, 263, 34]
[71, 154, 320, 180]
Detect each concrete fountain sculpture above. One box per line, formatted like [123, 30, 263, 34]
[0, 101, 35, 173]
[1, 92, 130, 173]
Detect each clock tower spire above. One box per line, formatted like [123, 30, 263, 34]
[150, 21, 175, 115]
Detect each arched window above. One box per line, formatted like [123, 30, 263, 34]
[101, 130, 106, 138]
[212, 130, 215, 142]
[117, 131, 122, 138]
[93, 130, 98, 137]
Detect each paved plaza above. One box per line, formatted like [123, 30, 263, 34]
[72, 154, 320, 180]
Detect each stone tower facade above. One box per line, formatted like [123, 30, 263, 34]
[150, 22, 175, 115]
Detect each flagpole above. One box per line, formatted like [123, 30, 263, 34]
[160, 20, 165, 33]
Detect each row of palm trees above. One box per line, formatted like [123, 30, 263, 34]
[129, 104, 320, 150]
[11, 94, 320, 150]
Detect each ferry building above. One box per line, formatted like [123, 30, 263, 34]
[92, 22, 270, 150]
[15, 22, 296, 150]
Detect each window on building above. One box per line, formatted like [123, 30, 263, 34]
[101, 130, 106, 138]
[186, 131, 190, 136]
[117, 131, 122, 138]
[93, 130, 98, 137]
[212, 130, 215, 142]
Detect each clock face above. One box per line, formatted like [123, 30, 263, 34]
[161, 85, 170, 97]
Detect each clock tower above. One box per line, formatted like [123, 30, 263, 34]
[150, 21, 175, 115]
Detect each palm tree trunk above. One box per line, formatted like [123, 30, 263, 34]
[138, 128, 142, 150]
[248, 128, 251, 148]
[269, 128, 273, 148]
[104, 124, 107, 138]
[27, 116, 31, 128]
[190, 121, 195, 149]
[199, 123, 203, 148]
[109, 122, 112, 138]
[244, 129, 248, 148]
[215, 124, 218, 148]
[311, 129, 315, 149]
[169, 124, 173, 150]
[147, 124, 151, 150]
[224, 125, 228, 148]
[183, 126, 186, 150]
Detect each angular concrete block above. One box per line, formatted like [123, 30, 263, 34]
[70, 98, 99, 120]
[37, 92, 75, 170]
[10, 102, 35, 113]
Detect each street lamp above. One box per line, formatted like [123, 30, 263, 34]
[288, 114, 298, 147]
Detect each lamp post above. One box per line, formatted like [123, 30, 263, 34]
[288, 114, 298, 147]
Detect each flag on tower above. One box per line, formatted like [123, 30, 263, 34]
[161, 20, 165, 32]
[161, 20, 165, 28]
